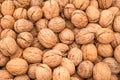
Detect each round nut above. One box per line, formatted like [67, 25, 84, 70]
[89, 0, 98, 8]
[43, 49, 62, 67]
[13, 8, 27, 19]
[1, 29, 16, 39]
[23, 47, 43, 63]
[6, 58, 28, 76]
[27, 6, 43, 21]
[93, 62, 111, 80]
[53, 66, 70, 80]
[0, 70, 13, 79]
[14, 19, 33, 33]
[71, 10, 88, 28]
[35, 64, 52, 80]
[42, 0, 60, 19]
[1, 0, 15, 15]
[14, 75, 30, 80]
[77, 60, 94, 78]
[113, 16, 120, 32]
[59, 28, 74, 44]
[30, 0, 43, 7]
[68, 47, 82, 66]
[73, 0, 90, 10]
[17, 32, 34, 48]
[108, 7, 119, 16]
[38, 28, 58, 48]
[81, 44, 97, 62]
[97, 43, 113, 57]
[0, 37, 18, 56]
[98, 0, 112, 9]
[114, 45, 120, 63]
[48, 17, 65, 33]
[1, 15, 15, 29]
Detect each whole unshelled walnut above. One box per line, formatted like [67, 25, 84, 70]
[98, 0, 112, 9]
[14, 19, 33, 33]
[48, 17, 65, 33]
[114, 45, 120, 63]
[14, 75, 30, 80]
[68, 47, 82, 66]
[17, 32, 34, 48]
[53, 66, 70, 80]
[13, 8, 27, 19]
[0, 37, 18, 56]
[89, 0, 98, 8]
[113, 16, 120, 32]
[75, 28, 94, 44]
[23, 47, 43, 63]
[93, 62, 111, 80]
[13, 0, 30, 8]
[73, 0, 90, 10]
[71, 10, 88, 28]
[42, 0, 60, 19]
[99, 10, 114, 28]
[6, 58, 28, 76]
[1, 0, 15, 15]
[77, 60, 94, 78]
[86, 6, 100, 22]
[81, 43, 97, 62]
[38, 28, 58, 48]
[35, 64, 52, 80]
[96, 28, 114, 44]
[0, 70, 13, 79]
[59, 28, 74, 44]
[64, 4, 76, 19]
[103, 58, 120, 74]
[27, 6, 43, 21]
[43, 49, 62, 67]
[30, 0, 43, 7]
[1, 15, 15, 29]
[97, 43, 113, 57]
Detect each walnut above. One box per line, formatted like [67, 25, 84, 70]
[30, 0, 43, 7]
[89, 0, 98, 8]
[14, 75, 30, 80]
[114, 45, 120, 63]
[98, 0, 112, 9]
[0, 70, 13, 79]
[113, 16, 120, 32]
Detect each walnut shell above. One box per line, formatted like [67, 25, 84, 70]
[96, 28, 114, 44]
[30, 0, 43, 7]
[13, 8, 27, 19]
[14, 75, 30, 80]
[99, 10, 114, 27]
[89, 0, 98, 8]
[86, 6, 100, 22]
[75, 28, 94, 44]
[48, 17, 65, 33]
[59, 28, 74, 44]
[113, 16, 120, 32]
[42, 0, 60, 19]
[17, 32, 34, 48]
[35, 64, 52, 80]
[108, 7, 119, 16]
[6, 58, 28, 76]
[93, 62, 111, 80]
[23, 47, 43, 63]
[77, 60, 94, 78]
[98, 0, 112, 9]
[64, 4, 75, 19]
[1, 0, 15, 15]
[53, 66, 70, 80]
[1, 29, 16, 39]
[97, 43, 113, 57]
[73, 0, 90, 10]
[103, 58, 120, 74]
[68, 47, 82, 66]
[71, 10, 88, 28]
[81, 44, 97, 62]
[27, 6, 43, 21]
[110, 75, 118, 80]
[43, 49, 62, 67]
[1, 15, 15, 29]
[38, 28, 58, 48]
[114, 45, 120, 63]
[14, 19, 33, 33]
[0, 70, 13, 79]
[0, 37, 18, 56]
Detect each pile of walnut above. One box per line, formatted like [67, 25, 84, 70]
[1, 0, 120, 80]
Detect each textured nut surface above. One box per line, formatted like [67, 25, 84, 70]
[38, 28, 58, 48]
[30, 0, 43, 7]
[43, 49, 62, 67]
[114, 45, 120, 63]
[77, 61, 94, 78]
[6, 58, 28, 76]
[68, 47, 82, 66]
[53, 66, 70, 80]
[71, 10, 88, 28]
[81, 44, 97, 62]
[48, 17, 65, 33]
[0, 52, 9, 66]
[113, 16, 120, 32]
[93, 62, 111, 80]
[14, 75, 30, 80]
[98, 0, 112, 9]
[0, 70, 13, 79]
[23, 47, 43, 63]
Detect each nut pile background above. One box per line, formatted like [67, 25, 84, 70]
[0, 0, 120, 80]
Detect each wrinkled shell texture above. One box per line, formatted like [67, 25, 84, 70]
[0, 0, 120, 80]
